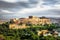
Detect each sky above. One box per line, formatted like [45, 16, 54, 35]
[0, 0, 60, 19]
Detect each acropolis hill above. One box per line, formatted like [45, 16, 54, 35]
[9, 16, 51, 29]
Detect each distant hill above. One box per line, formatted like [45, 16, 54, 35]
[49, 17, 60, 23]
[0, 19, 10, 24]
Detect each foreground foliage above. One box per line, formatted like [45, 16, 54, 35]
[0, 22, 60, 40]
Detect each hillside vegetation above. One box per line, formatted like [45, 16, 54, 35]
[0, 22, 60, 40]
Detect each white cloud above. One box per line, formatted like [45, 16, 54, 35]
[54, 4, 60, 9]
[1, 0, 17, 3]
[1, 10, 14, 13]
[1, 0, 29, 3]
[16, 6, 54, 14]
[19, 0, 29, 2]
